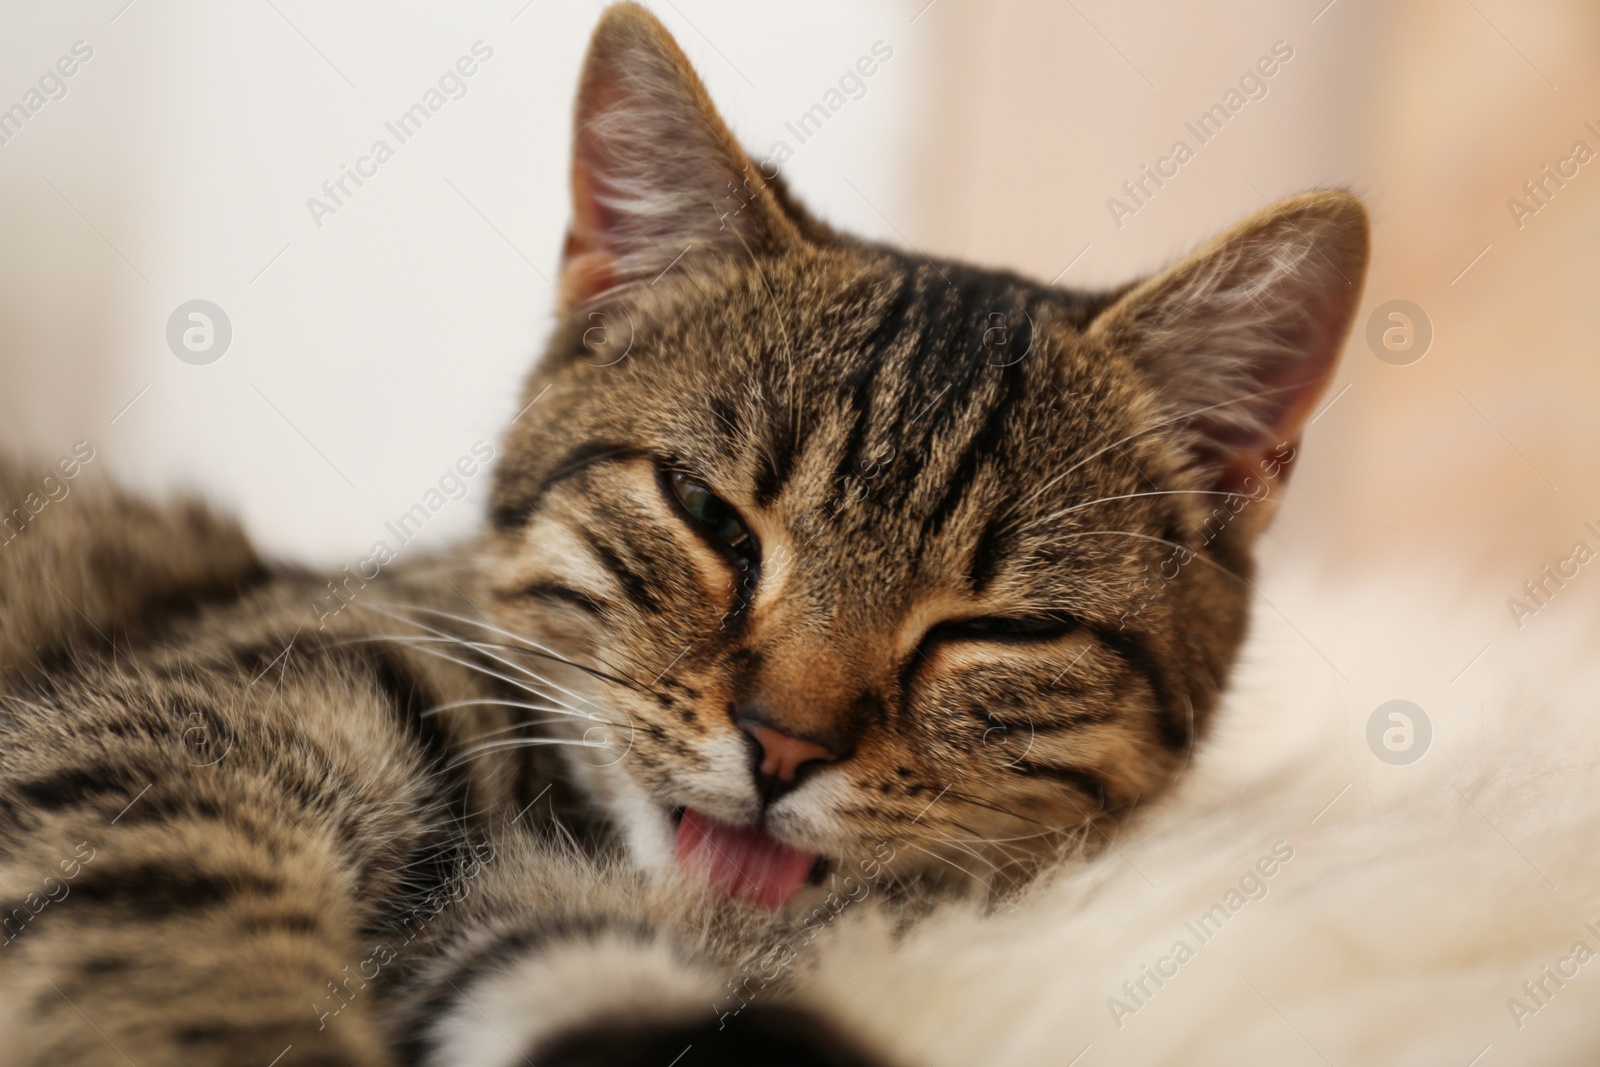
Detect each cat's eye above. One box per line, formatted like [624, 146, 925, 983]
[926, 613, 1080, 644]
[663, 469, 757, 568]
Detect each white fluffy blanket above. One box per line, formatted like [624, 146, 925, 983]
[806, 565, 1600, 1066]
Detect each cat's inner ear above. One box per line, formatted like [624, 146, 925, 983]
[562, 3, 798, 306]
[1091, 192, 1370, 495]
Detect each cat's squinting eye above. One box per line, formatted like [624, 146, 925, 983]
[662, 469, 757, 569]
[926, 614, 1080, 644]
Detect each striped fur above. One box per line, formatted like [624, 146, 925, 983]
[0, 4, 1368, 1065]
[0, 461, 591, 1064]
[482, 4, 1368, 899]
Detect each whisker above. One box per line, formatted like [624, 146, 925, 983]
[940, 788, 1055, 831]
[1023, 488, 1240, 531]
[420, 697, 598, 722]
[905, 841, 984, 885]
[943, 818, 1066, 850]
[344, 631, 594, 715]
[343, 603, 610, 709]
[1046, 529, 1252, 586]
[923, 830, 1007, 875]
[463, 715, 625, 743]
[370, 602, 651, 694]
[447, 735, 607, 769]
[386, 640, 571, 705]
[1014, 381, 1306, 515]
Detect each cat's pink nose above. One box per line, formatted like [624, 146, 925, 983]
[741, 722, 837, 784]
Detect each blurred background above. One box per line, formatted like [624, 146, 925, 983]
[0, 0, 1595, 670]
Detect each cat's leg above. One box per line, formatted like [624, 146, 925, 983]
[0, 759, 397, 1066]
[389, 842, 896, 1067]
[0, 454, 262, 677]
[0, 638, 487, 1067]
[421, 934, 888, 1067]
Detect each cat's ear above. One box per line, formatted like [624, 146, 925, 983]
[561, 3, 799, 306]
[1090, 192, 1369, 494]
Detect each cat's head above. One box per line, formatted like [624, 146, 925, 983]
[481, 3, 1367, 907]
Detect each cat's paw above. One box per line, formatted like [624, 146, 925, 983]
[535, 1004, 892, 1067]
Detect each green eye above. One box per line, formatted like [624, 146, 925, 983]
[665, 470, 756, 567]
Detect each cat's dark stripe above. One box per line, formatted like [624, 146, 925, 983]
[130, 561, 276, 632]
[18, 563, 270, 681]
[901, 271, 1035, 536]
[874, 271, 969, 487]
[10, 761, 149, 812]
[751, 412, 799, 507]
[965, 515, 1011, 592]
[919, 355, 1025, 539]
[515, 739, 551, 822]
[829, 266, 917, 492]
[25, 564, 277, 678]
[1160, 517, 1192, 557]
[1009, 760, 1109, 812]
[578, 528, 662, 613]
[111, 790, 285, 848]
[172, 1020, 309, 1049]
[514, 581, 611, 616]
[1093, 626, 1192, 752]
[707, 390, 742, 444]
[492, 442, 644, 531]
[345, 643, 490, 924]
[47, 862, 279, 922]
[75, 955, 134, 977]
[968, 705, 1114, 733]
[358, 646, 447, 768]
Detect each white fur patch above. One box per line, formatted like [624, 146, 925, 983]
[426, 933, 721, 1067]
[674, 732, 764, 824]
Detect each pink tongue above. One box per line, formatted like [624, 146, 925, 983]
[676, 808, 817, 909]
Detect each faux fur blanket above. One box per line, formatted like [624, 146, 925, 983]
[800, 566, 1600, 1066]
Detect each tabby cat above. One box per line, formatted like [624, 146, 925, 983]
[0, 5, 1368, 1065]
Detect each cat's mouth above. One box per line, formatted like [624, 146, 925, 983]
[671, 807, 825, 909]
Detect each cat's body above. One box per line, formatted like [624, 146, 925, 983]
[0, 5, 1372, 1065]
[0, 463, 885, 1065]
[0, 466, 524, 1063]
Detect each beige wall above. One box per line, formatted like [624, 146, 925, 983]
[3, 0, 1596, 603]
[908, 0, 1600, 592]
[0, 1, 918, 563]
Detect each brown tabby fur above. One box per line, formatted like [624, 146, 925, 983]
[0, 5, 1367, 1065]
[0, 462, 562, 1064]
